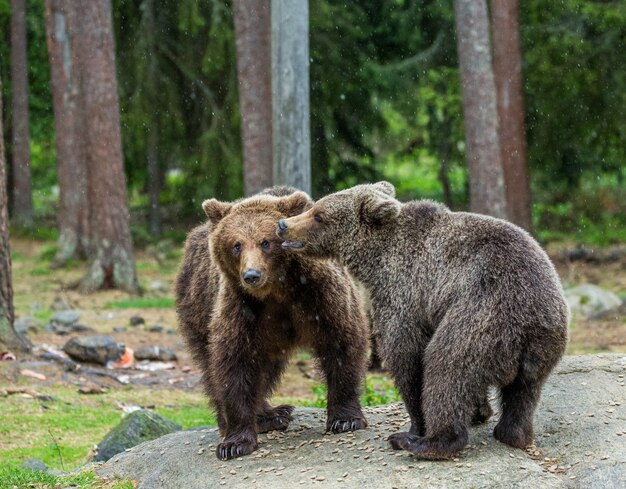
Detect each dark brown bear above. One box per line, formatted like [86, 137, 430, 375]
[277, 182, 569, 460]
[176, 187, 369, 461]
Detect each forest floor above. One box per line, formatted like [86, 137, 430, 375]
[1, 237, 625, 473]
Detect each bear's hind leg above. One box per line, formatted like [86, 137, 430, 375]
[493, 355, 552, 449]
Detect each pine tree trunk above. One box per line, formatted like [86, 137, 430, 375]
[75, 0, 138, 294]
[10, 0, 34, 228]
[491, 0, 532, 231]
[233, 0, 273, 196]
[0, 74, 30, 352]
[45, 0, 89, 267]
[454, 0, 507, 219]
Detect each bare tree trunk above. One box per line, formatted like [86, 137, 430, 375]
[10, 0, 33, 228]
[75, 0, 138, 294]
[272, 0, 311, 194]
[233, 0, 273, 196]
[0, 74, 30, 352]
[453, 0, 507, 219]
[45, 0, 89, 267]
[491, 0, 532, 231]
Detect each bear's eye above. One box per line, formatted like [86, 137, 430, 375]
[233, 242, 242, 253]
[261, 240, 270, 250]
[314, 214, 323, 223]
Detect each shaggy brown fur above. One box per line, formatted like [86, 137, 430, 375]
[176, 187, 369, 461]
[278, 182, 569, 460]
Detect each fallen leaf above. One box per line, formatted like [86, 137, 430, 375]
[110, 347, 134, 369]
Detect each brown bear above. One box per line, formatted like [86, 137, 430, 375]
[277, 182, 569, 460]
[176, 187, 369, 460]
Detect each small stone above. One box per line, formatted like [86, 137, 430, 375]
[20, 458, 48, 472]
[51, 310, 81, 325]
[129, 316, 145, 326]
[134, 345, 177, 362]
[147, 324, 165, 333]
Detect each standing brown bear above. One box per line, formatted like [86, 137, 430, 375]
[176, 187, 369, 460]
[277, 182, 569, 460]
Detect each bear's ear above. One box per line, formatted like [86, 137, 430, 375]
[372, 181, 396, 197]
[202, 199, 233, 224]
[276, 191, 312, 217]
[359, 193, 401, 224]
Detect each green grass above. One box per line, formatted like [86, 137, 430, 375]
[103, 297, 175, 309]
[0, 466, 134, 489]
[306, 376, 400, 408]
[0, 385, 214, 471]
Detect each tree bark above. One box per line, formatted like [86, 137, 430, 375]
[75, 0, 138, 294]
[45, 0, 89, 267]
[453, 0, 507, 219]
[233, 0, 273, 196]
[491, 0, 532, 231]
[0, 74, 31, 352]
[10, 0, 34, 227]
[272, 0, 311, 194]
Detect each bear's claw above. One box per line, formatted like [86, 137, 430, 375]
[216, 439, 256, 460]
[327, 417, 366, 434]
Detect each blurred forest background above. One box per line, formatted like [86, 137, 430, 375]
[1, 0, 624, 249]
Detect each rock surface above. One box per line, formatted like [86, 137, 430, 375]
[98, 354, 626, 488]
[20, 458, 48, 471]
[134, 345, 177, 362]
[63, 335, 121, 365]
[95, 410, 182, 462]
[564, 284, 622, 317]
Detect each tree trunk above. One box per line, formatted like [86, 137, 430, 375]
[10, 0, 34, 228]
[0, 74, 31, 352]
[491, 0, 532, 231]
[75, 0, 138, 294]
[453, 0, 507, 219]
[233, 0, 273, 196]
[271, 0, 311, 194]
[144, 0, 161, 237]
[45, 0, 89, 267]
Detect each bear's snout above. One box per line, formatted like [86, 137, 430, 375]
[242, 268, 262, 285]
[277, 219, 287, 234]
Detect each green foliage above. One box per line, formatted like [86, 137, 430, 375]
[104, 297, 175, 309]
[1, 0, 625, 244]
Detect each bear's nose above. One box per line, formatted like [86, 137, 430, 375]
[277, 219, 287, 234]
[243, 269, 261, 285]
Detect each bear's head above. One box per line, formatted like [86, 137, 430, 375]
[203, 190, 312, 299]
[277, 181, 400, 259]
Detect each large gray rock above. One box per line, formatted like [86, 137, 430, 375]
[95, 410, 182, 462]
[97, 355, 626, 489]
[63, 335, 121, 365]
[564, 284, 622, 317]
[14, 316, 42, 335]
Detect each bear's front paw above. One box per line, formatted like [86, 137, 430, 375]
[388, 431, 419, 451]
[327, 417, 367, 434]
[216, 438, 257, 460]
[257, 404, 295, 433]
